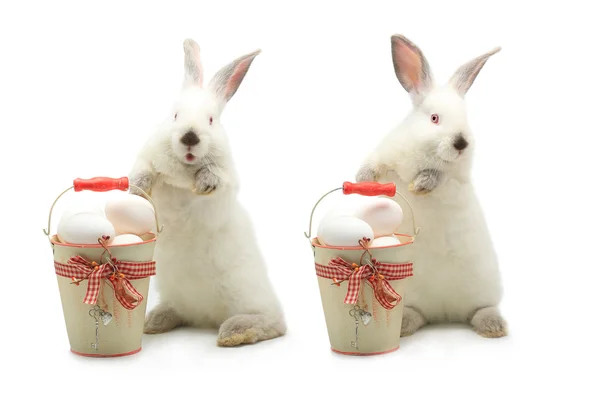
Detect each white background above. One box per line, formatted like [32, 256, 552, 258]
[1, 0, 599, 398]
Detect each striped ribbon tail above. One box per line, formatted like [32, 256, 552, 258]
[343, 264, 368, 305]
[368, 278, 402, 310]
[66, 256, 108, 306]
[109, 277, 144, 310]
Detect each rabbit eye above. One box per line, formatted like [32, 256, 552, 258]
[209, 116, 213, 125]
[431, 114, 439, 124]
[173, 113, 178, 121]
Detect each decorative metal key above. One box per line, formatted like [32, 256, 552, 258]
[349, 305, 372, 349]
[89, 305, 112, 351]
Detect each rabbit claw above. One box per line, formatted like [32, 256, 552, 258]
[193, 167, 221, 195]
[408, 181, 431, 195]
[409, 169, 441, 195]
[129, 171, 154, 196]
[355, 164, 379, 183]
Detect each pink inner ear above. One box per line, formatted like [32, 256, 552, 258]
[393, 40, 423, 91]
[225, 58, 252, 99]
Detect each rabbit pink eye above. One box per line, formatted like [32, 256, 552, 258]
[431, 114, 439, 124]
[209, 116, 213, 125]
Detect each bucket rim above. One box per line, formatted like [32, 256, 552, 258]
[331, 346, 400, 356]
[50, 233, 157, 248]
[311, 233, 414, 250]
[70, 347, 142, 358]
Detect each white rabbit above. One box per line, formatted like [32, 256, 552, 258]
[128, 39, 285, 346]
[356, 35, 507, 338]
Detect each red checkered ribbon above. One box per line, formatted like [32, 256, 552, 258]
[315, 257, 413, 310]
[54, 256, 156, 310]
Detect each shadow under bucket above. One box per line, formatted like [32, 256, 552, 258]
[305, 182, 419, 355]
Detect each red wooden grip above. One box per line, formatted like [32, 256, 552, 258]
[73, 177, 129, 192]
[342, 181, 396, 197]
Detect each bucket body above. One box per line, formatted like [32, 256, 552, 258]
[312, 234, 414, 355]
[51, 234, 156, 357]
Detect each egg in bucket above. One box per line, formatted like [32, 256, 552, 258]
[305, 181, 419, 355]
[43, 177, 162, 357]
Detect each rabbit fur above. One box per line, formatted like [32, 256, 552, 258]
[356, 34, 507, 338]
[129, 39, 285, 346]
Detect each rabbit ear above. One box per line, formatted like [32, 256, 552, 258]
[449, 47, 501, 96]
[183, 38, 204, 87]
[208, 49, 261, 105]
[391, 35, 432, 96]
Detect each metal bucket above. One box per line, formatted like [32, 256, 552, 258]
[305, 181, 419, 355]
[44, 177, 162, 357]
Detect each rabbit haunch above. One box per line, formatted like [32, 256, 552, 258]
[356, 34, 507, 338]
[129, 39, 285, 346]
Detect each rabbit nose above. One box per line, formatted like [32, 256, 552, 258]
[453, 135, 469, 151]
[181, 130, 200, 146]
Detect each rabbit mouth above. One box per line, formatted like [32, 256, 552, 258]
[185, 153, 196, 162]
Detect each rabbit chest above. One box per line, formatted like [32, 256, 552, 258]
[149, 186, 237, 324]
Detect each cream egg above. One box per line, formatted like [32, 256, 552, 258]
[110, 234, 144, 246]
[57, 213, 116, 245]
[354, 198, 403, 237]
[105, 195, 155, 236]
[368, 235, 401, 248]
[317, 216, 374, 247]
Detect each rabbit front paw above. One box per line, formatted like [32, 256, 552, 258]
[193, 167, 221, 195]
[408, 169, 441, 195]
[355, 164, 379, 182]
[129, 171, 154, 196]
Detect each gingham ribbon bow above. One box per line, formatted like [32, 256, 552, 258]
[315, 257, 413, 310]
[54, 256, 156, 310]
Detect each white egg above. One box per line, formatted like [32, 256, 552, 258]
[316, 197, 372, 237]
[317, 216, 374, 247]
[105, 195, 155, 236]
[317, 210, 351, 241]
[354, 198, 403, 237]
[110, 234, 144, 245]
[368, 235, 401, 248]
[57, 213, 116, 245]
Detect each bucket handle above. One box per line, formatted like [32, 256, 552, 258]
[303, 181, 420, 243]
[43, 177, 163, 243]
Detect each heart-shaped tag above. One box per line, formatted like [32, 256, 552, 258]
[361, 311, 372, 325]
[101, 312, 113, 326]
